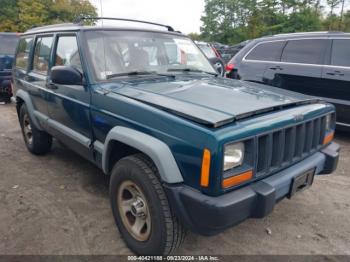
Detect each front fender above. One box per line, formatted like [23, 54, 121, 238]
[101, 126, 184, 184]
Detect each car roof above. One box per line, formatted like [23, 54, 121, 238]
[254, 31, 350, 42]
[22, 22, 186, 37]
[0, 32, 20, 36]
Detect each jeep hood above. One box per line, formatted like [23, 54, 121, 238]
[107, 77, 320, 128]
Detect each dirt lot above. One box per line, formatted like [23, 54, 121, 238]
[0, 103, 349, 255]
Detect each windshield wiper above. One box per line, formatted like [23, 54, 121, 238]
[107, 71, 175, 79]
[167, 68, 218, 76]
[107, 71, 154, 79]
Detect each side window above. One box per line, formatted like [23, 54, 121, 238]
[245, 41, 285, 61]
[33, 36, 53, 75]
[15, 37, 33, 69]
[55, 36, 82, 72]
[331, 39, 350, 67]
[281, 39, 328, 65]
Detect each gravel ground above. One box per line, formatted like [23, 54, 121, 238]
[0, 103, 349, 255]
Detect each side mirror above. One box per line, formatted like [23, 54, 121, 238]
[51, 66, 83, 85]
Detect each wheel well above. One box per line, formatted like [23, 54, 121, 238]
[107, 140, 147, 174]
[16, 97, 24, 118]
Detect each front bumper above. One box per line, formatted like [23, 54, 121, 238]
[164, 142, 340, 236]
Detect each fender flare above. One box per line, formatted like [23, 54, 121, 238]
[102, 126, 184, 184]
[15, 89, 43, 130]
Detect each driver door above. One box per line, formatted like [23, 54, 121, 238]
[47, 34, 93, 161]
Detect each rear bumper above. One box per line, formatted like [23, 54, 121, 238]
[0, 75, 12, 95]
[164, 142, 340, 236]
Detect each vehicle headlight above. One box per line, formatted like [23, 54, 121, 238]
[224, 142, 245, 171]
[325, 114, 333, 132]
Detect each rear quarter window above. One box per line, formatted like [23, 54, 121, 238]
[245, 41, 285, 61]
[281, 39, 329, 65]
[331, 39, 350, 67]
[15, 37, 34, 70]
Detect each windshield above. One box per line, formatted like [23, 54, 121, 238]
[198, 44, 216, 59]
[85, 31, 216, 80]
[0, 35, 19, 56]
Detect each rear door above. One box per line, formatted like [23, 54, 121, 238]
[13, 37, 34, 97]
[47, 33, 93, 160]
[26, 35, 54, 116]
[322, 38, 350, 126]
[241, 41, 286, 82]
[264, 38, 330, 94]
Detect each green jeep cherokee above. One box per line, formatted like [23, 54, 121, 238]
[13, 18, 340, 255]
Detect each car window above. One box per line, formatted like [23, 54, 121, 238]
[33, 36, 53, 75]
[15, 37, 33, 70]
[55, 36, 82, 72]
[281, 39, 328, 65]
[245, 41, 285, 61]
[198, 44, 216, 59]
[0, 35, 19, 55]
[331, 39, 350, 67]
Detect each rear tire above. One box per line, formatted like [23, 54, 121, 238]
[109, 154, 185, 255]
[19, 104, 52, 155]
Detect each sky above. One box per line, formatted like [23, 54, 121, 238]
[89, 0, 205, 34]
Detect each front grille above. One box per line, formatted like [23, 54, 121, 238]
[256, 116, 327, 177]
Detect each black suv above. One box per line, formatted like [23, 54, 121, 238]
[0, 33, 19, 102]
[226, 32, 350, 129]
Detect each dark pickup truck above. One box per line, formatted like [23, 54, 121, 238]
[13, 18, 339, 255]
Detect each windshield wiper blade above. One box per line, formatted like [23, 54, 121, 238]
[106, 71, 155, 79]
[167, 68, 218, 76]
[107, 71, 176, 79]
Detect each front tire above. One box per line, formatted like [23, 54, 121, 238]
[19, 104, 52, 155]
[109, 154, 185, 255]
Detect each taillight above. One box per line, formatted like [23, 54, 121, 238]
[225, 63, 235, 72]
[10, 81, 13, 96]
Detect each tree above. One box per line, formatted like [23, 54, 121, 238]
[0, 0, 97, 32]
[200, 0, 350, 45]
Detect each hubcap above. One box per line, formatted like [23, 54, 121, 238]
[23, 114, 33, 145]
[117, 181, 151, 241]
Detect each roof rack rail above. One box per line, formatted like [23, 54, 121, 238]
[74, 17, 175, 32]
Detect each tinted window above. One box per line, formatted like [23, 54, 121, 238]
[33, 36, 53, 75]
[55, 36, 82, 72]
[246, 41, 285, 61]
[198, 44, 217, 58]
[331, 39, 350, 67]
[281, 39, 328, 65]
[0, 35, 19, 55]
[15, 37, 33, 69]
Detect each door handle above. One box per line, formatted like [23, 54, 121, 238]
[269, 66, 283, 71]
[46, 82, 58, 90]
[326, 71, 344, 76]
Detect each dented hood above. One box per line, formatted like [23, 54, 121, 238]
[107, 77, 320, 127]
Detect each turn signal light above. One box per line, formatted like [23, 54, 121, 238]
[200, 149, 211, 187]
[222, 170, 253, 189]
[323, 132, 334, 145]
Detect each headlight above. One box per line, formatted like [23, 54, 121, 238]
[325, 114, 333, 132]
[224, 142, 245, 171]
